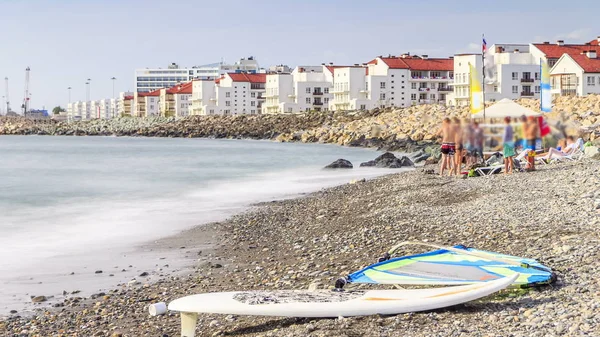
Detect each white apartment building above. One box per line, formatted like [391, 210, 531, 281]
[550, 50, 600, 97]
[190, 80, 217, 115]
[67, 101, 83, 121]
[330, 66, 372, 111]
[327, 55, 454, 111]
[195, 73, 265, 115]
[263, 65, 333, 114]
[133, 90, 160, 117]
[530, 38, 600, 68]
[89, 100, 101, 119]
[159, 82, 192, 117]
[135, 57, 261, 93]
[98, 99, 113, 119]
[117, 92, 134, 117]
[448, 45, 542, 106]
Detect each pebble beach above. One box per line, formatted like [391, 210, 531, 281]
[1, 159, 599, 337]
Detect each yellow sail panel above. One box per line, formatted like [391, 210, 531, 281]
[469, 63, 483, 114]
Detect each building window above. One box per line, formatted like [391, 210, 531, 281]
[324, 87, 329, 94]
[226, 92, 230, 98]
[306, 87, 311, 93]
[251, 101, 256, 106]
[150, 105, 154, 109]
[493, 85, 498, 92]
[588, 76, 596, 86]
[306, 97, 311, 104]
[391, 74, 394, 77]
[535, 85, 540, 93]
[430, 94, 435, 100]
[380, 82, 386, 89]
[411, 83, 417, 89]
[512, 72, 518, 80]
[225, 101, 231, 106]
[365, 82, 369, 91]
[324, 98, 329, 103]
[411, 93, 417, 100]
[379, 93, 386, 100]
[512, 85, 518, 94]
[360, 104, 366, 110]
[251, 92, 256, 98]
[251, 110, 255, 114]
[305, 108, 310, 112]
[535, 72, 540, 80]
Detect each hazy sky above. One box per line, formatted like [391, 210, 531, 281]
[0, 0, 597, 111]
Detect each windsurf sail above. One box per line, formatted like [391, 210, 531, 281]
[336, 242, 554, 289]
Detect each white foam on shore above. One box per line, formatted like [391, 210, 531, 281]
[0, 165, 403, 313]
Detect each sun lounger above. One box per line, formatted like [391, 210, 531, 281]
[475, 165, 503, 176]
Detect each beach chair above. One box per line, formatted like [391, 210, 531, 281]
[541, 138, 585, 164]
[475, 165, 503, 176]
[554, 138, 585, 162]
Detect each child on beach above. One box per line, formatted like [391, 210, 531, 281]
[502, 117, 515, 174]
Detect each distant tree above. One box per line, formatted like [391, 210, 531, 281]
[52, 106, 66, 115]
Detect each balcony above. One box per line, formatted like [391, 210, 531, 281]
[521, 78, 535, 83]
[521, 91, 534, 96]
[313, 91, 323, 95]
[418, 87, 433, 92]
[257, 95, 264, 100]
[438, 87, 453, 92]
[313, 102, 323, 106]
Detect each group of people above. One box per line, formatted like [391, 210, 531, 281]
[437, 118, 485, 176]
[438, 114, 581, 177]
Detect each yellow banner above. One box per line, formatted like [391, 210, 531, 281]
[469, 63, 483, 114]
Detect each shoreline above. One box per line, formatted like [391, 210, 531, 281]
[1, 160, 599, 336]
[0, 153, 404, 317]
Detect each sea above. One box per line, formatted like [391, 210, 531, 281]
[0, 136, 400, 314]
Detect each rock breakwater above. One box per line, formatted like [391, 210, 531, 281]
[2, 95, 600, 152]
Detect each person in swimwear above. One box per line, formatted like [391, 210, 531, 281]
[437, 118, 455, 176]
[453, 117, 463, 175]
[524, 116, 540, 171]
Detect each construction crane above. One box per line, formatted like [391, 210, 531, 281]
[4, 77, 9, 114]
[22, 67, 30, 115]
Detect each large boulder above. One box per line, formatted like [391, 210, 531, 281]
[360, 152, 414, 168]
[324, 159, 353, 169]
[584, 146, 600, 160]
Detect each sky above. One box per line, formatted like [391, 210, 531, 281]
[0, 0, 598, 111]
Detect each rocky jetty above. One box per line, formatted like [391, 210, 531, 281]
[2, 95, 600, 153]
[2, 160, 599, 336]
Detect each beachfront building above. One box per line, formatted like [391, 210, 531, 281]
[263, 65, 333, 114]
[550, 50, 600, 97]
[98, 99, 113, 119]
[206, 73, 266, 115]
[117, 92, 134, 117]
[189, 80, 217, 115]
[67, 101, 83, 121]
[329, 66, 372, 111]
[530, 38, 600, 68]
[159, 82, 192, 117]
[133, 90, 160, 117]
[134, 57, 261, 93]
[447, 44, 543, 106]
[89, 100, 101, 119]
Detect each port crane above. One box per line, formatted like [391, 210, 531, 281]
[4, 77, 9, 113]
[21, 67, 30, 115]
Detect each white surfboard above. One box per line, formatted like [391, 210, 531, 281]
[168, 273, 517, 337]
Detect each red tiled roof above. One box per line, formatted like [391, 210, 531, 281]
[377, 57, 453, 71]
[227, 73, 266, 83]
[215, 76, 224, 85]
[569, 54, 600, 73]
[167, 81, 193, 94]
[532, 43, 600, 59]
[589, 39, 599, 46]
[146, 89, 161, 97]
[325, 65, 351, 75]
[124, 95, 134, 100]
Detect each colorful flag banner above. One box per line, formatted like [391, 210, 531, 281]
[540, 59, 552, 112]
[469, 63, 484, 114]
